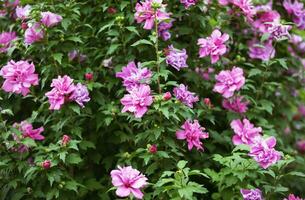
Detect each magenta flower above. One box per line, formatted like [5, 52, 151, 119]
[219, 0, 255, 20]
[41, 11, 63, 27]
[14, 121, 44, 141]
[230, 118, 262, 145]
[134, 0, 171, 30]
[24, 23, 44, 45]
[248, 40, 275, 61]
[252, 10, 280, 33]
[15, 5, 31, 19]
[213, 67, 245, 98]
[195, 67, 215, 80]
[0, 60, 39, 96]
[240, 188, 263, 200]
[176, 120, 209, 151]
[68, 50, 87, 63]
[173, 84, 199, 108]
[110, 166, 148, 199]
[284, 194, 304, 200]
[283, 0, 305, 29]
[121, 84, 153, 118]
[116, 61, 152, 91]
[249, 136, 281, 169]
[0, 31, 17, 53]
[296, 139, 305, 154]
[294, 11, 305, 30]
[166, 45, 188, 71]
[283, 0, 303, 15]
[222, 96, 249, 113]
[45, 75, 75, 110]
[197, 29, 229, 64]
[270, 24, 291, 40]
[69, 83, 90, 108]
[180, 0, 197, 8]
[158, 20, 173, 41]
[232, 0, 255, 19]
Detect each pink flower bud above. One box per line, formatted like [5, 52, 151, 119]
[107, 7, 117, 14]
[297, 140, 305, 154]
[42, 160, 51, 169]
[61, 135, 70, 146]
[85, 73, 93, 81]
[203, 98, 212, 108]
[148, 144, 157, 154]
[21, 22, 28, 30]
[163, 92, 172, 101]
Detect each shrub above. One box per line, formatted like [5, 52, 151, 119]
[0, 0, 305, 199]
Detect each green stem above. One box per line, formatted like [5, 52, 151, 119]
[154, 19, 161, 94]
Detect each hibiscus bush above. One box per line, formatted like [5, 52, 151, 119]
[1, 0, 305, 199]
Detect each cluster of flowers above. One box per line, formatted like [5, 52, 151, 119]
[216, 0, 293, 62]
[134, 0, 171, 30]
[0, 4, 62, 53]
[283, 0, 305, 30]
[0, 0, 19, 18]
[231, 118, 281, 169]
[45, 75, 90, 110]
[249, 2, 291, 61]
[116, 61, 153, 118]
[15, 4, 62, 45]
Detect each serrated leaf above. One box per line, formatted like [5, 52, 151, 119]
[53, 53, 63, 64]
[66, 153, 82, 164]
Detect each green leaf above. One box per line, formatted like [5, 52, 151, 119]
[70, 104, 80, 115]
[107, 44, 121, 55]
[277, 58, 288, 69]
[261, 33, 270, 42]
[53, 53, 63, 64]
[125, 26, 140, 36]
[66, 153, 82, 164]
[288, 171, 305, 178]
[131, 39, 153, 47]
[65, 181, 79, 193]
[59, 152, 67, 162]
[177, 160, 188, 169]
[248, 69, 262, 77]
[67, 36, 83, 43]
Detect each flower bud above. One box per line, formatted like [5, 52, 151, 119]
[85, 73, 93, 81]
[203, 98, 212, 108]
[107, 7, 117, 14]
[42, 160, 51, 169]
[148, 144, 157, 154]
[297, 140, 305, 154]
[21, 22, 28, 30]
[163, 92, 172, 101]
[61, 135, 71, 146]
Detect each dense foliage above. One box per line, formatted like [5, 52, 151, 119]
[0, 0, 305, 199]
